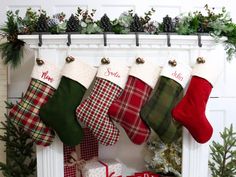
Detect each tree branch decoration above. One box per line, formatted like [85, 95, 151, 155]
[208, 124, 236, 177]
[0, 4, 236, 68]
[0, 101, 36, 177]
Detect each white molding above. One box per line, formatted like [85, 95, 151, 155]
[18, 34, 224, 49]
[18, 34, 222, 177]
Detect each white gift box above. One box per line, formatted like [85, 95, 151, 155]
[82, 159, 122, 177]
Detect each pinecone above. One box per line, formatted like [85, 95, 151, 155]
[163, 15, 173, 32]
[36, 14, 49, 32]
[100, 14, 112, 32]
[130, 14, 144, 32]
[66, 14, 80, 32]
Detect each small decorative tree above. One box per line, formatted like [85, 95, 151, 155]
[0, 102, 36, 177]
[209, 124, 236, 177]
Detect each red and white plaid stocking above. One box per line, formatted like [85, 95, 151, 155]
[9, 59, 61, 146]
[76, 61, 129, 145]
[108, 60, 161, 144]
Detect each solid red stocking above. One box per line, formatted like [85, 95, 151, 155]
[172, 57, 222, 143]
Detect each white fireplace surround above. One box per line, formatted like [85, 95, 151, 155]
[18, 34, 224, 177]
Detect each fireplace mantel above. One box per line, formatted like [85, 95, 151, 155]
[18, 34, 224, 177]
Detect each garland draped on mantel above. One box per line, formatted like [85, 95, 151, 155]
[0, 4, 235, 67]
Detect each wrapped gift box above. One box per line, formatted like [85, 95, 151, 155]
[82, 159, 122, 177]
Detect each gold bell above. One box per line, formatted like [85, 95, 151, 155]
[196, 57, 205, 64]
[66, 56, 75, 63]
[136, 57, 145, 64]
[36, 58, 44, 65]
[168, 59, 177, 67]
[101, 57, 110, 64]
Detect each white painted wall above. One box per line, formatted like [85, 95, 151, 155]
[0, 0, 236, 177]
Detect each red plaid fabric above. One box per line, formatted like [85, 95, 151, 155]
[64, 128, 98, 177]
[64, 145, 76, 177]
[108, 76, 152, 144]
[9, 78, 55, 146]
[76, 78, 122, 146]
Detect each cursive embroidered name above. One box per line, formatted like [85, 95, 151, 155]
[171, 71, 183, 81]
[41, 71, 54, 83]
[104, 68, 120, 78]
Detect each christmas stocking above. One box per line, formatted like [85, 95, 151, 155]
[172, 57, 222, 143]
[39, 57, 97, 146]
[9, 58, 61, 146]
[76, 60, 129, 145]
[108, 59, 161, 144]
[140, 60, 192, 143]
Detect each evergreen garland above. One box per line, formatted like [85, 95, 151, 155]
[0, 4, 236, 68]
[0, 101, 36, 177]
[208, 124, 236, 177]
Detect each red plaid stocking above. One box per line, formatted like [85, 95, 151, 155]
[76, 61, 129, 145]
[9, 59, 61, 146]
[108, 60, 161, 144]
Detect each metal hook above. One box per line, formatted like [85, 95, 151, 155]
[36, 58, 44, 65]
[196, 57, 205, 64]
[101, 57, 110, 64]
[198, 33, 202, 47]
[168, 59, 177, 67]
[67, 33, 71, 46]
[38, 33, 42, 47]
[103, 32, 107, 46]
[136, 57, 145, 64]
[167, 33, 171, 47]
[65, 56, 75, 63]
[135, 32, 139, 47]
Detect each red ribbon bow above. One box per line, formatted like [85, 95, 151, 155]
[98, 160, 116, 177]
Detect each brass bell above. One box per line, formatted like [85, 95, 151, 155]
[36, 58, 44, 65]
[66, 56, 75, 63]
[101, 57, 110, 64]
[136, 57, 145, 64]
[168, 59, 177, 67]
[196, 57, 205, 64]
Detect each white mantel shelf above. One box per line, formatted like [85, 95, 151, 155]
[18, 34, 222, 49]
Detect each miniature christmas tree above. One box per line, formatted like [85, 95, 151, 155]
[100, 14, 112, 32]
[36, 14, 49, 32]
[66, 14, 80, 32]
[130, 14, 144, 32]
[0, 102, 36, 177]
[208, 124, 236, 177]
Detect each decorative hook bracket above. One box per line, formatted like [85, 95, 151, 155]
[38, 33, 42, 47]
[167, 33, 171, 47]
[103, 32, 107, 46]
[67, 33, 71, 46]
[197, 33, 202, 47]
[135, 32, 140, 47]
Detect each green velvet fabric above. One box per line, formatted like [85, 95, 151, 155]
[39, 76, 85, 146]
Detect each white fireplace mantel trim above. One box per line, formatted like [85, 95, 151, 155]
[18, 34, 221, 177]
[18, 34, 223, 49]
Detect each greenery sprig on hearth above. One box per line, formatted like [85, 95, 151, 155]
[208, 124, 236, 177]
[0, 101, 36, 177]
[0, 4, 236, 68]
